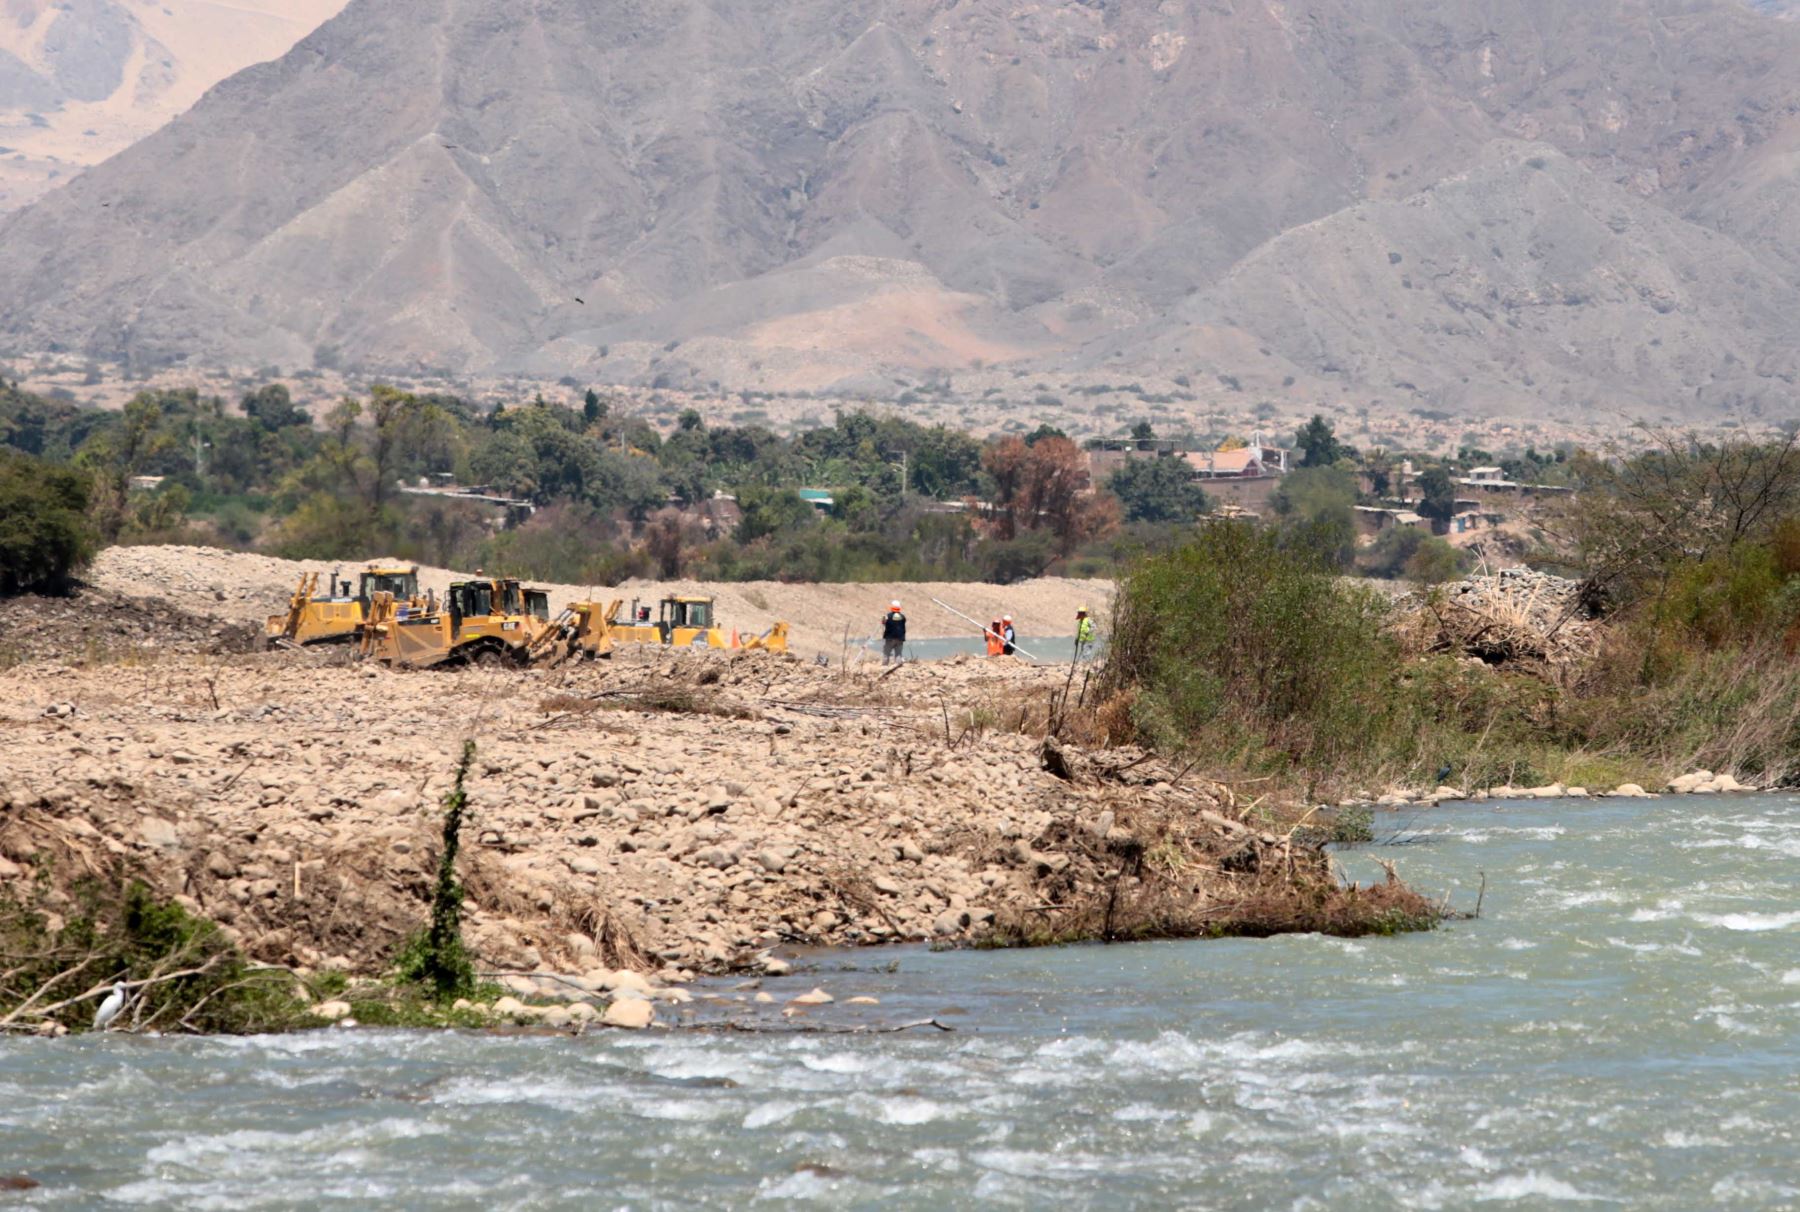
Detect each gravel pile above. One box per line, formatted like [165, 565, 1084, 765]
[0, 587, 261, 666]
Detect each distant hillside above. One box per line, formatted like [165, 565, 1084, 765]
[0, 0, 346, 211]
[1, 0, 1798, 419]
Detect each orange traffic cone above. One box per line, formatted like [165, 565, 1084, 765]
[731, 629, 741, 648]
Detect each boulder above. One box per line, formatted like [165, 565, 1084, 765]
[1610, 783, 1650, 798]
[602, 999, 655, 1029]
[1668, 771, 1713, 794]
[788, 987, 833, 1005]
[933, 910, 971, 937]
[312, 1000, 352, 1021]
[608, 969, 653, 996]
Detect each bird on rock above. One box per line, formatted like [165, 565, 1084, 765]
[92, 982, 127, 1032]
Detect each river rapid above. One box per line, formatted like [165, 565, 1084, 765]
[2, 794, 1795, 1209]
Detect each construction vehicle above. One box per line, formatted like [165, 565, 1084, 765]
[358, 577, 628, 670]
[606, 595, 789, 653]
[359, 577, 553, 669]
[266, 564, 422, 647]
[527, 597, 624, 665]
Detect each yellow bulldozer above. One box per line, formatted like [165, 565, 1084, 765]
[266, 565, 422, 647]
[359, 578, 622, 670]
[607, 595, 788, 653]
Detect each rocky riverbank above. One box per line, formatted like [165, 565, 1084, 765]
[2, 626, 1426, 1032]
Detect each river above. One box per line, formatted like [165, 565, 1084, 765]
[2, 794, 1795, 1209]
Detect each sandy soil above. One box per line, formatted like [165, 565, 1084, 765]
[87, 545, 1114, 659]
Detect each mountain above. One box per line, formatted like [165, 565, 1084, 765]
[0, 0, 348, 212]
[1, 0, 1798, 418]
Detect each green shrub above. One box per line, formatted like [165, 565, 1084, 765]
[0, 876, 310, 1034]
[1106, 520, 1409, 775]
[0, 448, 98, 595]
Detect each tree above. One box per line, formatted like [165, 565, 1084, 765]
[735, 486, 815, 543]
[1293, 414, 1353, 468]
[1272, 465, 1358, 570]
[1129, 419, 1157, 450]
[1416, 465, 1457, 523]
[0, 449, 97, 595]
[983, 435, 1118, 554]
[1024, 423, 1067, 448]
[242, 384, 307, 430]
[1363, 448, 1394, 498]
[589, 450, 667, 520]
[1109, 456, 1210, 524]
[642, 507, 701, 577]
[582, 388, 608, 428]
[1564, 429, 1800, 612]
[76, 393, 178, 540]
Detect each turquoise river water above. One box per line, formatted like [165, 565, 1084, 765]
[1, 794, 1795, 1209]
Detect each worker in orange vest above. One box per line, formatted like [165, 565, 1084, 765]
[985, 617, 1004, 657]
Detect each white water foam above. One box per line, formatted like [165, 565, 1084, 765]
[1689, 910, 1800, 931]
[744, 1100, 806, 1129]
[1472, 1172, 1608, 1202]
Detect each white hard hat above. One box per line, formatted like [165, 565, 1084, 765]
[890, 600, 901, 609]
[1002, 614, 1012, 621]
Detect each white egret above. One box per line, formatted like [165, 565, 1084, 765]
[92, 982, 127, 1032]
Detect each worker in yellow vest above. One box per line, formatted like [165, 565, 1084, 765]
[1075, 606, 1096, 659]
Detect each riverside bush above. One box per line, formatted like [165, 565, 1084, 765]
[1106, 520, 1411, 777]
[0, 876, 310, 1034]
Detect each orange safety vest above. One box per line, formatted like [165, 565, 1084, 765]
[986, 621, 1004, 656]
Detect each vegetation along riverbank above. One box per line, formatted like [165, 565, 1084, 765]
[7, 379, 1800, 1032]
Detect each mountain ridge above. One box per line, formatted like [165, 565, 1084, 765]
[2, 0, 1799, 418]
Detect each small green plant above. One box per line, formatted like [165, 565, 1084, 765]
[395, 740, 478, 1000]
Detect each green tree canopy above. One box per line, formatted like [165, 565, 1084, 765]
[1109, 456, 1210, 525]
[1416, 465, 1457, 522]
[1293, 414, 1354, 468]
[0, 449, 97, 595]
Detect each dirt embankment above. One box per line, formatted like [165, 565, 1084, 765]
[0, 556, 1425, 993]
[0, 647, 1416, 989]
[85, 545, 1113, 658]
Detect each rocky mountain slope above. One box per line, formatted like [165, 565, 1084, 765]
[1, 0, 1798, 418]
[0, 0, 346, 212]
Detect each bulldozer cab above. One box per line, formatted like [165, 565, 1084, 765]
[661, 596, 713, 632]
[525, 589, 550, 621]
[358, 566, 418, 610]
[448, 580, 490, 624]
